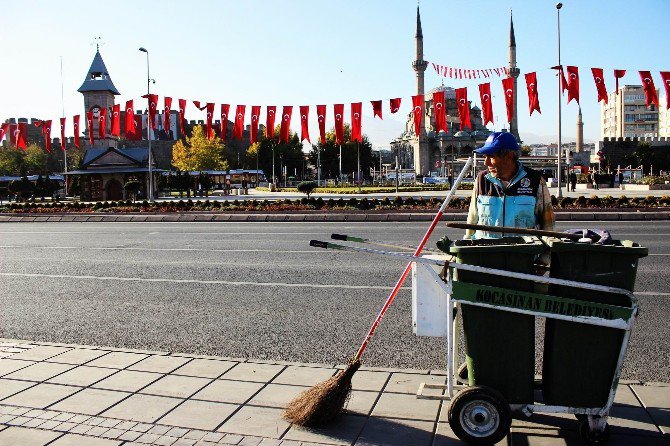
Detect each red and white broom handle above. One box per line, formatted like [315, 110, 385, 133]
[354, 157, 474, 361]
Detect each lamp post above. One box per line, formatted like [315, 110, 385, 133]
[556, 3, 564, 199]
[138, 47, 154, 202]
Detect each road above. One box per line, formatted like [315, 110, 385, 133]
[0, 221, 668, 382]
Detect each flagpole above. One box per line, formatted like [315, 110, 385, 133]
[357, 141, 361, 193]
[556, 2, 564, 199]
[60, 56, 68, 197]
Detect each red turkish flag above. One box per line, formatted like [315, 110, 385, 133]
[566, 66, 580, 104]
[60, 118, 66, 151]
[524, 72, 541, 115]
[551, 65, 568, 94]
[127, 115, 143, 141]
[334, 103, 344, 144]
[73, 115, 80, 148]
[163, 97, 172, 135]
[351, 102, 362, 143]
[299, 105, 310, 143]
[0, 123, 8, 143]
[266, 106, 276, 139]
[43, 120, 52, 152]
[124, 100, 135, 137]
[143, 94, 158, 129]
[591, 68, 608, 104]
[660, 72, 670, 110]
[371, 100, 382, 119]
[478, 83, 494, 126]
[98, 108, 107, 139]
[111, 104, 121, 136]
[433, 91, 447, 133]
[17, 123, 27, 149]
[279, 106, 293, 143]
[390, 98, 401, 114]
[316, 105, 327, 144]
[232, 105, 246, 141]
[614, 70, 626, 95]
[502, 78, 515, 123]
[86, 112, 94, 145]
[205, 103, 215, 139]
[250, 105, 261, 144]
[639, 71, 659, 107]
[455, 87, 471, 130]
[193, 101, 207, 110]
[411, 94, 423, 136]
[220, 104, 230, 140]
[178, 99, 187, 136]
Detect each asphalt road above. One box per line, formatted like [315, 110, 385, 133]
[0, 221, 668, 383]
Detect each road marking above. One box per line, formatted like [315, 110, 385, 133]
[636, 292, 670, 296]
[0, 245, 325, 253]
[0, 272, 407, 290]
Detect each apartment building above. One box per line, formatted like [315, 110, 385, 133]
[601, 85, 660, 139]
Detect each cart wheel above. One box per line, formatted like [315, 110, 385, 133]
[579, 419, 610, 445]
[457, 362, 469, 385]
[448, 385, 511, 445]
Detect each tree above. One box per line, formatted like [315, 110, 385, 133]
[297, 181, 317, 198]
[247, 127, 305, 183]
[23, 145, 47, 174]
[172, 125, 229, 171]
[0, 144, 48, 176]
[307, 124, 373, 181]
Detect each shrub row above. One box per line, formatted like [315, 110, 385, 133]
[2, 195, 670, 213]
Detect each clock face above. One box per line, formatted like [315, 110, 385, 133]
[91, 106, 101, 118]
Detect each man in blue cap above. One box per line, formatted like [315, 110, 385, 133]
[466, 131, 555, 239]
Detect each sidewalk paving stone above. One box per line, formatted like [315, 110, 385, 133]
[86, 351, 150, 369]
[222, 363, 285, 382]
[8, 345, 71, 361]
[0, 426, 62, 445]
[283, 414, 366, 445]
[128, 354, 192, 373]
[47, 348, 110, 365]
[357, 417, 434, 446]
[248, 384, 308, 409]
[218, 406, 290, 439]
[1, 383, 82, 409]
[371, 392, 441, 421]
[92, 369, 164, 392]
[157, 400, 238, 431]
[350, 370, 390, 392]
[0, 379, 36, 400]
[631, 384, 670, 434]
[192, 379, 265, 404]
[101, 394, 183, 423]
[47, 365, 118, 386]
[271, 366, 336, 386]
[139, 374, 214, 398]
[50, 388, 131, 415]
[0, 359, 36, 377]
[343, 390, 378, 416]
[383, 372, 446, 394]
[5, 361, 76, 382]
[172, 359, 238, 379]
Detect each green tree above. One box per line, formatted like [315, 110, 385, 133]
[24, 145, 47, 174]
[307, 124, 373, 181]
[172, 125, 229, 171]
[248, 127, 305, 183]
[0, 146, 25, 175]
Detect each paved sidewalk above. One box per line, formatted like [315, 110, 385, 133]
[0, 340, 668, 446]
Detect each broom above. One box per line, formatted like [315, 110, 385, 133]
[284, 157, 474, 426]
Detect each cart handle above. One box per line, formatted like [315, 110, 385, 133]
[446, 222, 582, 241]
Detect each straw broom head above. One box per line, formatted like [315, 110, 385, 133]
[283, 358, 361, 426]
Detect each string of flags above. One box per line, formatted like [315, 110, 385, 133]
[429, 62, 509, 79]
[1, 66, 669, 153]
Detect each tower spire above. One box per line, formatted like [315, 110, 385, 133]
[411, 3, 429, 175]
[415, 5, 423, 38]
[509, 10, 516, 47]
[508, 10, 520, 141]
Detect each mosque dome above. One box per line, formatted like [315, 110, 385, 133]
[427, 85, 456, 100]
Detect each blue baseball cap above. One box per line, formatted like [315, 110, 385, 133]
[473, 132, 519, 155]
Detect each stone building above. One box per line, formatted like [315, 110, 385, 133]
[391, 7, 520, 176]
[601, 85, 660, 139]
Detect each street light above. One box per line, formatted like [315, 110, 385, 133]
[138, 47, 154, 202]
[556, 3, 564, 199]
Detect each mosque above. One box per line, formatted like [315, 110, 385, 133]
[391, 7, 521, 176]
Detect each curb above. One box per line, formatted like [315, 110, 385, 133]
[0, 211, 669, 223]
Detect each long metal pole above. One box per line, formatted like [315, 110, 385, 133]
[145, 51, 154, 202]
[60, 56, 68, 197]
[357, 141, 361, 193]
[317, 143, 321, 186]
[556, 6, 563, 199]
[339, 144, 342, 184]
[272, 141, 275, 186]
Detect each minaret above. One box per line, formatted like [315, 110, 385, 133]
[412, 5, 429, 174]
[576, 107, 584, 152]
[77, 47, 120, 148]
[508, 11, 520, 141]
